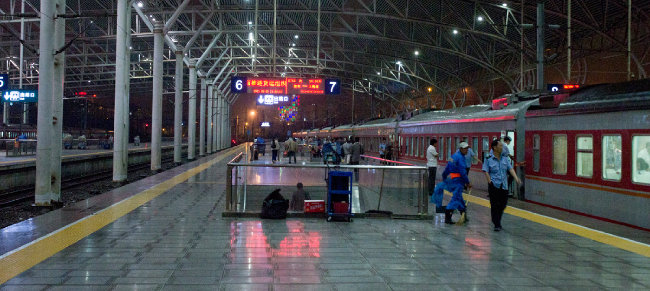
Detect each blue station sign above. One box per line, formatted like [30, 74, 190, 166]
[0, 74, 8, 90]
[1, 89, 38, 103]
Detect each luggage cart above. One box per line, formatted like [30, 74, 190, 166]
[326, 171, 353, 222]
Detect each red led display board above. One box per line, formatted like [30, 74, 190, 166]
[232, 76, 341, 95]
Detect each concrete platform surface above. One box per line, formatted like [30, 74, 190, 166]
[0, 144, 649, 290]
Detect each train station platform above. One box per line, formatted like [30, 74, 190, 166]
[1, 144, 649, 290]
[0, 141, 176, 166]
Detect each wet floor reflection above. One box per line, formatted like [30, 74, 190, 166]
[229, 220, 322, 261]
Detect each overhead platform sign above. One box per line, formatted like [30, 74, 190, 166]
[0, 74, 8, 90]
[1, 89, 38, 103]
[231, 76, 340, 95]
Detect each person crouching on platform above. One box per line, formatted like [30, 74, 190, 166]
[442, 143, 471, 224]
[482, 140, 521, 231]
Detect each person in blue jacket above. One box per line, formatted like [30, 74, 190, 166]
[442, 142, 472, 224]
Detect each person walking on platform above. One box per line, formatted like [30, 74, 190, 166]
[442, 143, 471, 224]
[483, 140, 521, 231]
[285, 137, 297, 164]
[426, 138, 439, 196]
[271, 138, 280, 163]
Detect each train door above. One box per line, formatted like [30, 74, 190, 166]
[505, 131, 515, 158]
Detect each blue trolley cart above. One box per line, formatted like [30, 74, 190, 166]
[326, 171, 353, 222]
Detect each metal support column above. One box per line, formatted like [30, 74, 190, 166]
[212, 87, 217, 151]
[199, 77, 207, 156]
[173, 47, 184, 163]
[123, 4, 131, 172]
[113, 0, 129, 182]
[567, 0, 572, 81]
[188, 61, 197, 160]
[51, 0, 65, 202]
[627, 0, 632, 80]
[207, 83, 213, 154]
[151, 23, 164, 171]
[536, 1, 545, 90]
[34, 0, 56, 205]
[217, 93, 223, 150]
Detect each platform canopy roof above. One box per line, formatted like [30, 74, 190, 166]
[0, 0, 648, 106]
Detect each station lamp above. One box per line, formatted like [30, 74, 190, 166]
[477, 16, 484, 22]
[502, 3, 508, 7]
[452, 29, 459, 35]
[414, 50, 419, 56]
[137, 2, 143, 8]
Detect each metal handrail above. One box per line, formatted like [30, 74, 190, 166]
[225, 159, 429, 215]
[226, 162, 426, 170]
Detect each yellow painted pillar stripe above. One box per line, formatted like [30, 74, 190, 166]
[460, 193, 650, 257]
[0, 146, 241, 284]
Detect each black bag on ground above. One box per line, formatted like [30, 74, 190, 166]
[261, 189, 289, 219]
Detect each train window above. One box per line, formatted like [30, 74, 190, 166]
[602, 135, 622, 181]
[422, 137, 427, 158]
[438, 136, 444, 160]
[533, 135, 540, 172]
[632, 135, 650, 185]
[446, 137, 452, 161]
[552, 135, 567, 175]
[406, 137, 411, 156]
[482, 137, 489, 162]
[414, 137, 418, 157]
[472, 138, 479, 164]
[576, 136, 593, 178]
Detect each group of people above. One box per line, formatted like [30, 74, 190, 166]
[428, 135, 521, 231]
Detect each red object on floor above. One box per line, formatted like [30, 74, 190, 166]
[333, 202, 349, 214]
[304, 200, 325, 213]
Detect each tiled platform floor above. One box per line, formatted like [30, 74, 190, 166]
[1, 147, 649, 290]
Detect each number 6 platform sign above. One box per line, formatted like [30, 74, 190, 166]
[231, 76, 247, 93]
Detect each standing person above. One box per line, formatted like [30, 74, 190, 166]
[285, 137, 297, 164]
[379, 138, 387, 162]
[350, 137, 363, 181]
[460, 141, 480, 177]
[426, 138, 439, 196]
[289, 182, 311, 212]
[271, 137, 280, 163]
[442, 143, 471, 224]
[342, 138, 352, 164]
[482, 140, 522, 231]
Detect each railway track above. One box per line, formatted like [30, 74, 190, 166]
[0, 157, 175, 207]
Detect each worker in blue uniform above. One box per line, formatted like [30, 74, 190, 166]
[442, 142, 472, 224]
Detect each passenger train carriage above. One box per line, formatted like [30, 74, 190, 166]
[295, 79, 650, 229]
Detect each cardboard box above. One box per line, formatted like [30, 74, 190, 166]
[304, 200, 325, 213]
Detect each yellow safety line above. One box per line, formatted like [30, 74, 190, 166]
[0, 146, 242, 284]
[457, 193, 650, 257]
